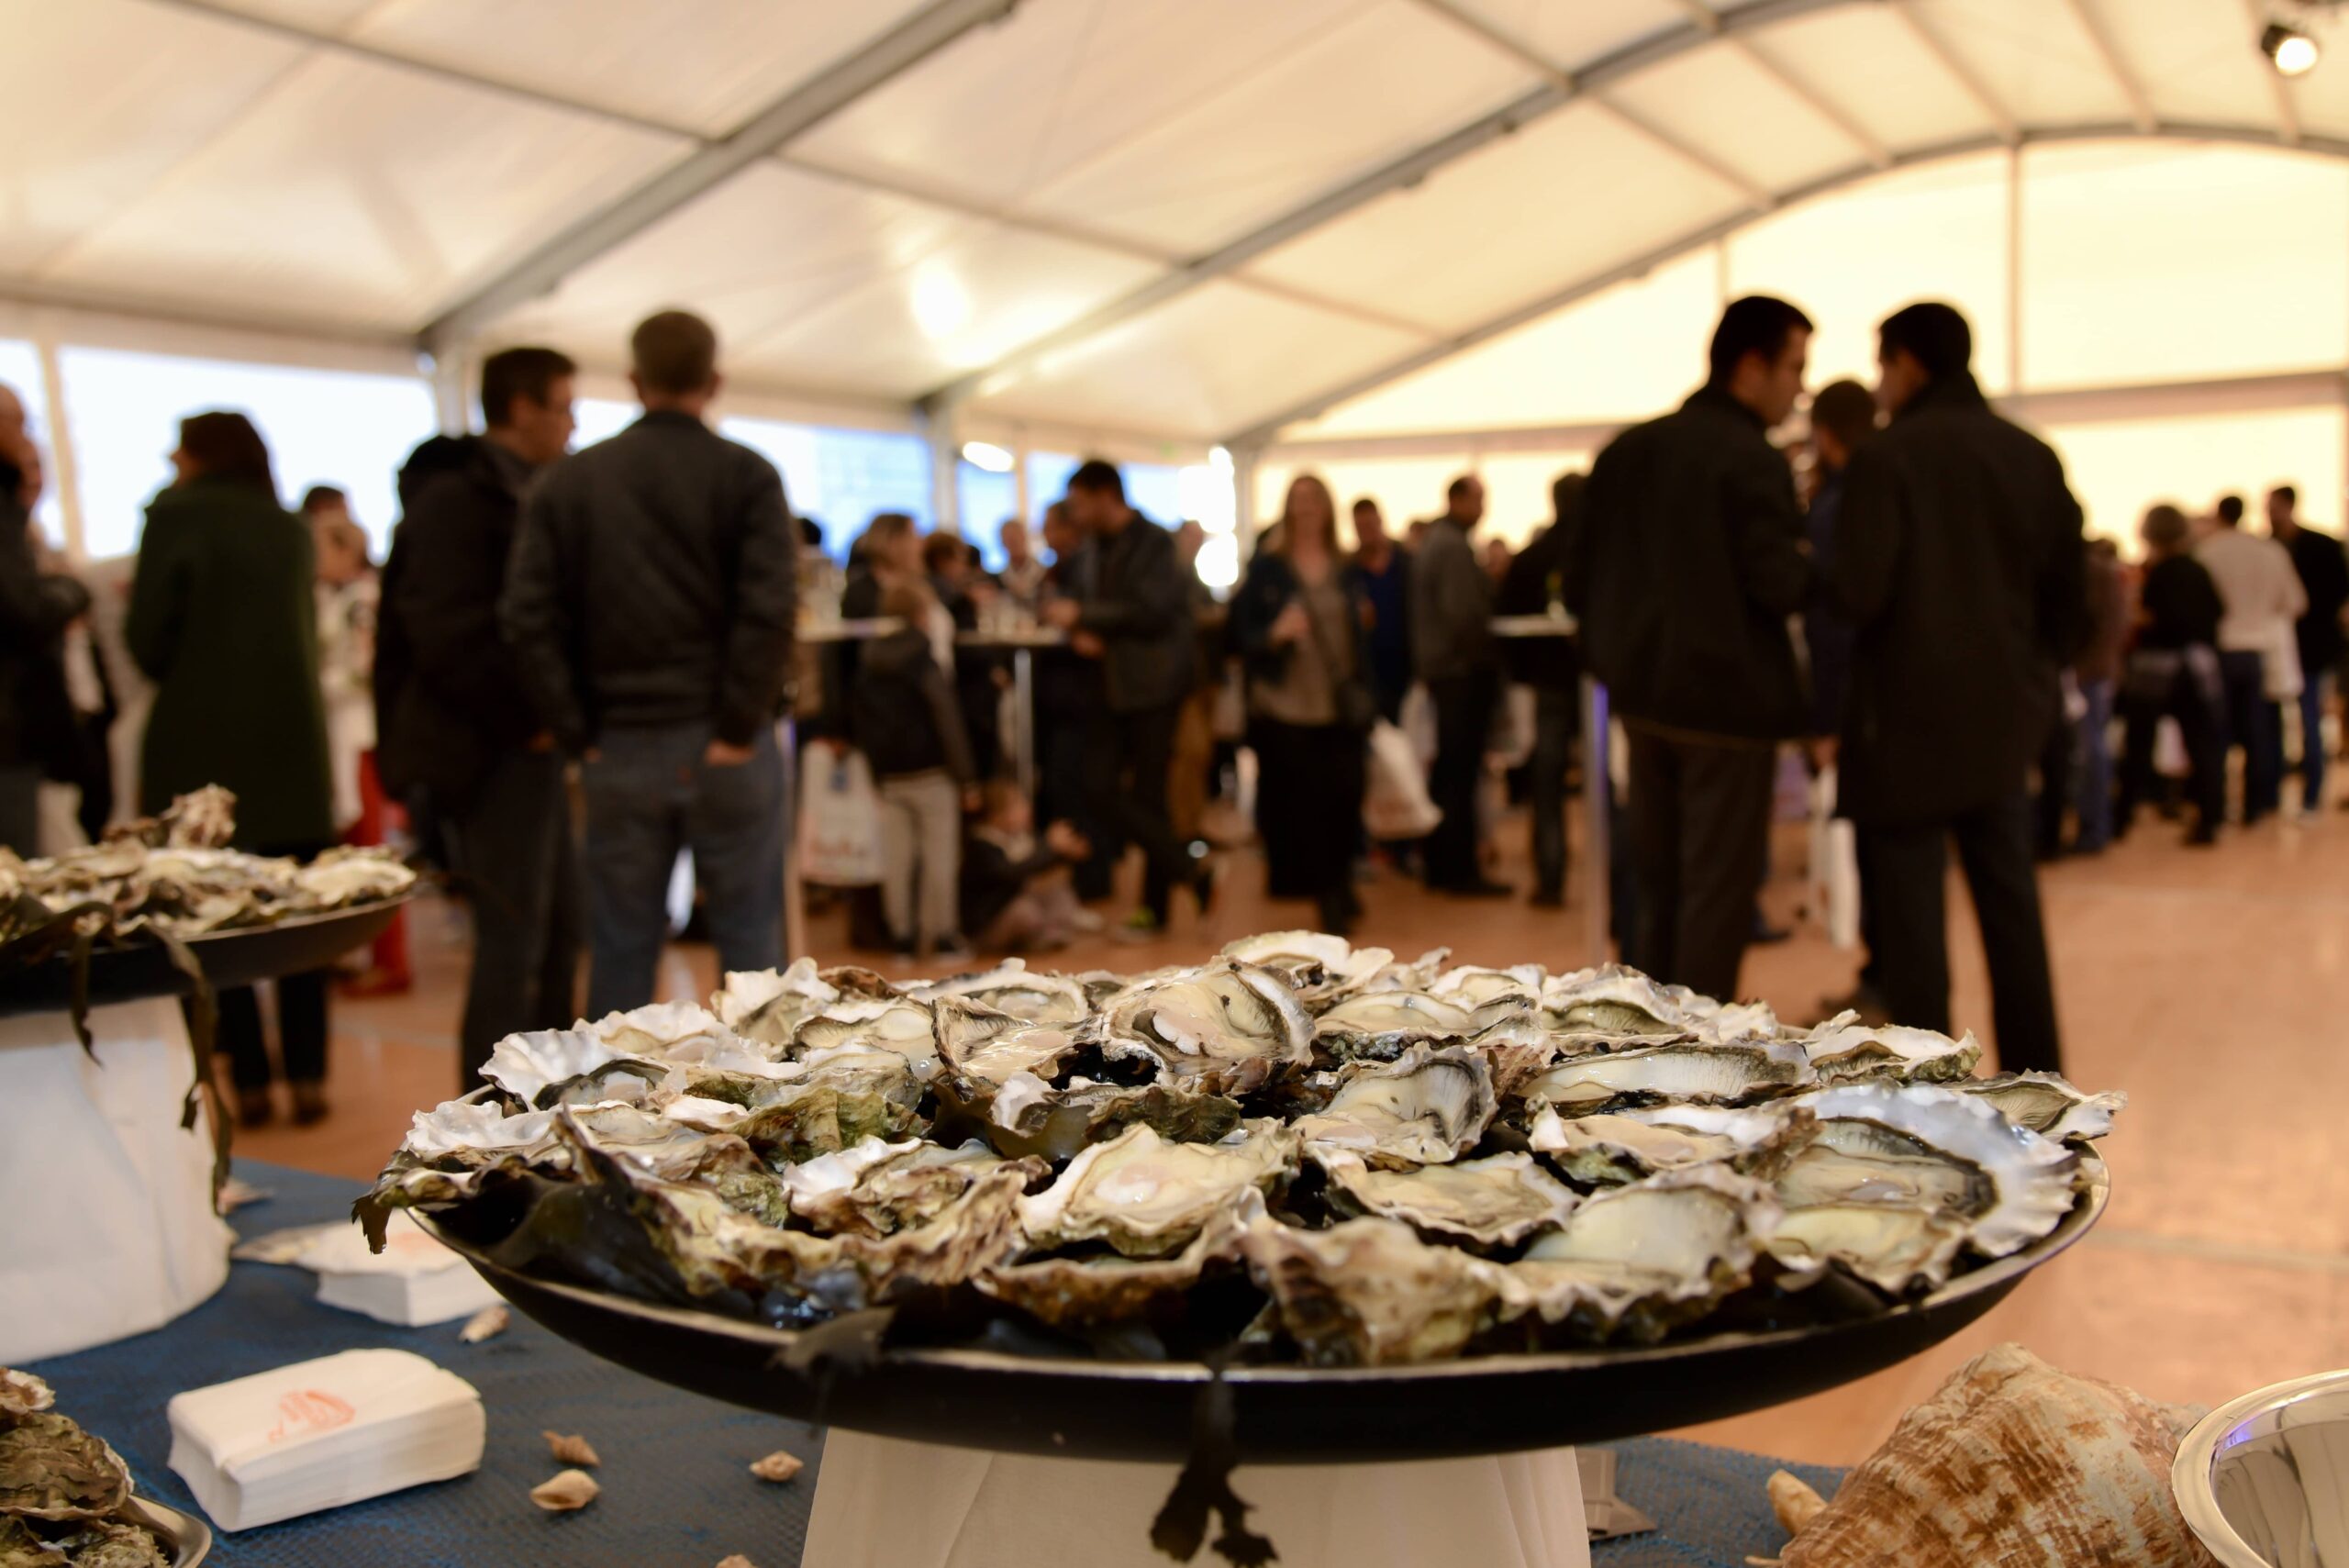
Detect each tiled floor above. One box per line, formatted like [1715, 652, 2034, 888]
[238, 797, 2349, 1466]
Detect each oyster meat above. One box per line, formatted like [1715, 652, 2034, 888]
[715, 962, 846, 1051]
[966, 1074, 1244, 1163]
[786, 1138, 1038, 1240]
[912, 960, 1092, 1026]
[1521, 1039, 1813, 1115]
[1541, 966, 1697, 1039]
[984, 1193, 1262, 1329]
[1954, 1072, 2126, 1144]
[1528, 1102, 1815, 1184]
[932, 998, 1078, 1087]
[1779, 1082, 2080, 1259]
[1093, 962, 1314, 1092]
[1798, 1014, 1983, 1084]
[1241, 1215, 1508, 1365]
[1766, 1201, 1971, 1295]
[1019, 1122, 1298, 1258]
[1320, 1151, 1577, 1247]
[1219, 932, 1392, 1007]
[1292, 1045, 1497, 1168]
[1501, 1166, 1782, 1340]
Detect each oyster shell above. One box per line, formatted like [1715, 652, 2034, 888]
[1765, 1201, 1971, 1295]
[586, 1001, 729, 1060]
[0, 1371, 53, 1421]
[1319, 1151, 1577, 1247]
[715, 962, 845, 1051]
[1292, 1044, 1497, 1168]
[1954, 1072, 2126, 1143]
[0, 1412, 131, 1520]
[1309, 990, 1496, 1063]
[911, 960, 1091, 1026]
[931, 998, 1078, 1086]
[1541, 965, 1696, 1039]
[983, 1192, 1262, 1329]
[786, 1138, 1039, 1240]
[1220, 931, 1393, 1007]
[1501, 1165, 1781, 1340]
[1798, 1014, 1982, 1084]
[480, 1027, 665, 1107]
[1018, 1122, 1297, 1258]
[1780, 1082, 2080, 1259]
[1241, 1215, 1508, 1365]
[1527, 1103, 1816, 1184]
[966, 1073, 1244, 1163]
[1424, 963, 1543, 1010]
[728, 1080, 927, 1166]
[796, 999, 942, 1077]
[1092, 961, 1314, 1093]
[1520, 1039, 1813, 1115]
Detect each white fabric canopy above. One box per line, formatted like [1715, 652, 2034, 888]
[2, 0, 2344, 443]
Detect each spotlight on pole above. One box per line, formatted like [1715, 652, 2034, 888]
[959, 440, 1014, 473]
[2263, 19, 2321, 76]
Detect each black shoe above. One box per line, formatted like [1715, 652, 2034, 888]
[1192, 864, 1219, 917]
[1529, 888, 1565, 909]
[291, 1082, 328, 1128]
[2185, 824, 2220, 847]
[1315, 895, 1356, 938]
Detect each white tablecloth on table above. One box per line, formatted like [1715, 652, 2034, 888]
[0, 996, 232, 1362]
[803, 1430, 1590, 1568]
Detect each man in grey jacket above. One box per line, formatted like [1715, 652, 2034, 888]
[1411, 473, 1508, 895]
[502, 310, 796, 1014]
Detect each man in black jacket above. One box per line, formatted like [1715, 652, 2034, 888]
[2266, 484, 2349, 812]
[502, 311, 796, 1014]
[0, 384, 89, 854]
[1043, 460, 1207, 939]
[1834, 303, 2083, 1074]
[377, 347, 581, 1086]
[1575, 296, 1812, 1002]
[1497, 471, 1584, 908]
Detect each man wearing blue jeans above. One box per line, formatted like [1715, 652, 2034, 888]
[503, 310, 796, 1016]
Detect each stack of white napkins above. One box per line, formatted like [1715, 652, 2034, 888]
[247, 1211, 503, 1327]
[168, 1348, 485, 1531]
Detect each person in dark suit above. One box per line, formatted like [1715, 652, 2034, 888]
[1042, 460, 1209, 940]
[127, 411, 335, 1126]
[2266, 484, 2349, 812]
[0, 384, 90, 856]
[1497, 472, 1585, 909]
[1411, 474, 1508, 897]
[1833, 303, 2085, 1075]
[376, 347, 582, 1088]
[1574, 296, 1813, 1003]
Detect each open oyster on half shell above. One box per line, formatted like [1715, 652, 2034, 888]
[1092, 961, 1314, 1093]
[1219, 932, 1393, 1009]
[1954, 1072, 2126, 1144]
[1241, 1215, 1509, 1365]
[912, 960, 1093, 1026]
[1501, 1165, 1783, 1341]
[982, 1192, 1264, 1330]
[1529, 1102, 1818, 1185]
[1018, 1122, 1299, 1259]
[1319, 1150, 1577, 1247]
[1520, 1038, 1814, 1116]
[1796, 1014, 1982, 1084]
[1293, 1044, 1497, 1168]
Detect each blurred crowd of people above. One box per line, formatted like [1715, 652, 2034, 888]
[6, 294, 2347, 1116]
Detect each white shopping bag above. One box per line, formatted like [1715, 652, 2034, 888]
[797, 741, 885, 887]
[2154, 716, 2188, 779]
[1399, 684, 1437, 767]
[1804, 766, 1861, 951]
[1364, 719, 1442, 840]
[1488, 684, 1535, 770]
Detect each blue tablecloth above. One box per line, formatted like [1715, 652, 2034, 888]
[27, 1162, 1842, 1566]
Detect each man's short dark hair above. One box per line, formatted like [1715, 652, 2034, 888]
[1809, 379, 1878, 453]
[1352, 497, 1377, 514]
[1446, 474, 1478, 503]
[2217, 494, 2245, 528]
[1067, 459, 1124, 501]
[2272, 484, 2299, 506]
[299, 484, 347, 516]
[799, 517, 824, 549]
[630, 310, 719, 396]
[1877, 302, 1974, 382]
[1551, 471, 1586, 520]
[480, 346, 576, 428]
[1709, 295, 1813, 386]
[922, 532, 965, 573]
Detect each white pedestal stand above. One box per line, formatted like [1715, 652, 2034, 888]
[0, 997, 232, 1362]
[803, 1430, 1590, 1568]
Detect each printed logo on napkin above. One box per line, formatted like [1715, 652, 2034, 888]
[264, 1390, 356, 1445]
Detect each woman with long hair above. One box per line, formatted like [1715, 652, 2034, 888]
[127, 410, 336, 1126]
[1228, 473, 1373, 934]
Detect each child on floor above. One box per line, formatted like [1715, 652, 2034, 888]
[852, 583, 977, 962]
[961, 779, 1091, 954]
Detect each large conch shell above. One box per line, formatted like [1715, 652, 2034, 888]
[1775, 1343, 2217, 1567]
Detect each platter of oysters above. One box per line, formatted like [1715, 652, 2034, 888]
[0, 1370, 210, 1565]
[367, 935, 2115, 1462]
[0, 787, 415, 1017]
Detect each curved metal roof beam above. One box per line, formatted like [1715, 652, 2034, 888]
[1228, 121, 2349, 449]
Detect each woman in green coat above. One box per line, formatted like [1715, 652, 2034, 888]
[127, 411, 337, 1129]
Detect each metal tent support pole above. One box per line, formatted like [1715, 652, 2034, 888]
[1012, 648, 1037, 800]
[1580, 675, 1611, 965]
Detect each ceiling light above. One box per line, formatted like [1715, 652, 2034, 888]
[960, 440, 1014, 473]
[2264, 20, 2320, 75]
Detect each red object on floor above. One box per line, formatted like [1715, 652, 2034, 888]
[346, 749, 411, 989]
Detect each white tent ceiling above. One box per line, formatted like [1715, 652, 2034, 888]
[3, 0, 2344, 446]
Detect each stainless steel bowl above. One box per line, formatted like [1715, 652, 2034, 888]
[2175, 1368, 2349, 1567]
[121, 1495, 212, 1567]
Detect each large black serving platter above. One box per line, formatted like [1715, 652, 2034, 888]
[420, 1154, 2107, 1464]
[0, 900, 406, 1017]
